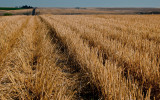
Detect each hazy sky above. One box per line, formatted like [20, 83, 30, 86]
[0, 0, 160, 8]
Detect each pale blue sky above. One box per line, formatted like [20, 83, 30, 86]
[0, 0, 160, 8]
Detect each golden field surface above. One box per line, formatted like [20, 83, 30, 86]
[0, 15, 160, 100]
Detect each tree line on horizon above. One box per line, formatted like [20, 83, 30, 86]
[16, 5, 33, 9]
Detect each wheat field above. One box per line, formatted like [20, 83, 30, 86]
[0, 15, 160, 100]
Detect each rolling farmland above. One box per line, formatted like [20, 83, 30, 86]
[0, 9, 33, 16]
[0, 15, 160, 100]
[36, 8, 160, 15]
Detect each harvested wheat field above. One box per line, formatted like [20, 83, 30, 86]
[0, 15, 160, 100]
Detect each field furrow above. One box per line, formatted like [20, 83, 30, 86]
[48, 15, 160, 54]
[0, 16, 76, 100]
[41, 15, 149, 100]
[0, 14, 160, 100]
[46, 15, 159, 79]
[38, 16, 103, 100]
[83, 15, 160, 44]
[42, 15, 160, 99]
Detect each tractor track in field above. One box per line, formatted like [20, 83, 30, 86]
[43, 15, 159, 99]
[47, 16, 156, 55]
[1, 15, 160, 99]
[38, 16, 103, 100]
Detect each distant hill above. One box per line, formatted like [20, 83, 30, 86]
[0, 5, 33, 11]
[36, 7, 160, 15]
[0, 7, 24, 10]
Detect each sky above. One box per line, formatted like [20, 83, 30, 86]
[0, 0, 160, 8]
